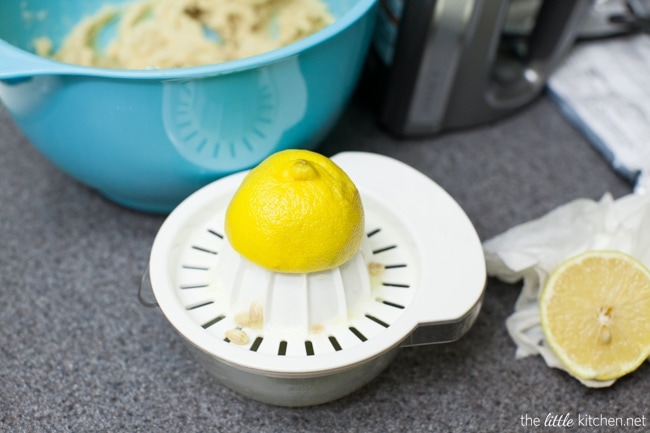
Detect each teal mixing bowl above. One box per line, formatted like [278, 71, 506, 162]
[0, 0, 377, 213]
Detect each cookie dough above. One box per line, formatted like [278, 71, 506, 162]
[35, 0, 334, 69]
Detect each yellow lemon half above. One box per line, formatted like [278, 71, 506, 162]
[540, 250, 650, 382]
[224, 149, 365, 274]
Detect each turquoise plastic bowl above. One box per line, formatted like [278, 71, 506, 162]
[0, 0, 377, 213]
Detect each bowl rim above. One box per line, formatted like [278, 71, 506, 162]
[0, 0, 377, 80]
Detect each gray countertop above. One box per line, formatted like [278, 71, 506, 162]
[1, 90, 647, 432]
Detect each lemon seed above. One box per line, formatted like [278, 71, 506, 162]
[248, 302, 264, 328]
[368, 262, 385, 276]
[226, 329, 249, 345]
[234, 312, 251, 328]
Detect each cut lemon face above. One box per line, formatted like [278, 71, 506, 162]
[540, 250, 650, 381]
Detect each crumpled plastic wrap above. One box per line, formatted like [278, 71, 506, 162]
[483, 192, 650, 387]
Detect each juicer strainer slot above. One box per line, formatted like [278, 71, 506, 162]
[181, 283, 210, 290]
[201, 315, 225, 329]
[191, 246, 218, 255]
[349, 327, 367, 342]
[365, 314, 389, 328]
[250, 336, 263, 352]
[186, 300, 214, 310]
[372, 245, 397, 254]
[378, 299, 406, 309]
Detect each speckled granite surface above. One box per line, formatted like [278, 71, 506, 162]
[1, 90, 646, 432]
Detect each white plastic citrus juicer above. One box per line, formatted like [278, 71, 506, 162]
[148, 151, 486, 406]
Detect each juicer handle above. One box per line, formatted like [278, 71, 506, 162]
[400, 293, 484, 347]
[138, 268, 159, 308]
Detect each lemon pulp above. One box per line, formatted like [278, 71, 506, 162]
[225, 149, 364, 274]
[540, 250, 650, 381]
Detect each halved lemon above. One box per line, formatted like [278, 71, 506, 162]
[540, 250, 650, 381]
[225, 149, 364, 274]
